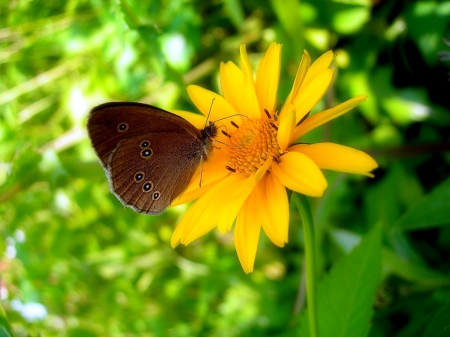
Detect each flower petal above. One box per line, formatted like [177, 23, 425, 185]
[265, 173, 289, 245]
[255, 42, 282, 115]
[254, 156, 273, 182]
[220, 52, 260, 119]
[271, 151, 327, 197]
[216, 175, 256, 233]
[171, 155, 230, 205]
[255, 174, 288, 247]
[292, 68, 336, 124]
[170, 109, 206, 130]
[252, 178, 276, 243]
[235, 188, 261, 274]
[171, 174, 247, 247]
[281, 50, 311, 117]
[186, 85, 239, 122]
[291, 143, 378, 177]
[301, 50, 334, 89]
[218, 158, 272, 233]
[240, 45, 262, 118]
[291, 94, 368, 142]
[277, 103, 296, 152]
[220, 61, 246, 113]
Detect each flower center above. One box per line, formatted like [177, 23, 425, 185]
[227, 118, 281, 175]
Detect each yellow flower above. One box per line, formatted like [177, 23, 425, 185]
[171, 43, 378, 273]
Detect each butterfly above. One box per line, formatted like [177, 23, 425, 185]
[87, 102, 217, 215]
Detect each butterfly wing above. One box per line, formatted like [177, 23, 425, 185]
[107, 134, 202, 215]
[87, 102, 205, 215]
[87, 102, 201, 168]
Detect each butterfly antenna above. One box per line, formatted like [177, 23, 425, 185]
[205, 98, 249, 126]
[199, 159, 204, 187]
[204, 98, 216, 129]
[213, 113, 248, 124]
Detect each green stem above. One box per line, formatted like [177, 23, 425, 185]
[292, 193, 318, 337]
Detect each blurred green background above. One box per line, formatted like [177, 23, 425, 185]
[1, 0, 450, 336]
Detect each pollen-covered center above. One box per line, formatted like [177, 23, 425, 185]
[227, 118, 281, 175]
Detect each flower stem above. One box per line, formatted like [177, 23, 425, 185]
[292, 193, 318, 337]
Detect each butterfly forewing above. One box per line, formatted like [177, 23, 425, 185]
[87, 102, 202, 168]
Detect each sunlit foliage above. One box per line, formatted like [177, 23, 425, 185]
[1, 1, 450, 336]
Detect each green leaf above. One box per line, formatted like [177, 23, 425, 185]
[319, 226, 382, 337]
[331, 6, 371, 34]
[403, 2, 450, 66]
[300, 226, 382, 337]
[395, 177, 450, 230]
[270, 0, 304, 56]
[223, 0, 245, 30]
[423, 301, 450, 337]
[382, 248, 449, 288]
[0, 305, 16, 337]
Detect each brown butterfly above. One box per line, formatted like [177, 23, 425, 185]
[87, 102, 217, 215]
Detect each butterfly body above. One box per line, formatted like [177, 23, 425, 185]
[87, 102, 217, 215]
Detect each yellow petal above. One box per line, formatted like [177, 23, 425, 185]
[291, 94, 368, 142]
[255, 42, 282, 115]
[186, 85, 239, 122]
[277, 103, 296, 152]
[254, 156, 273, 182]
[217, 173, 258, 234]
[301, 50, 334, 89]
[271, 151, 327, 197]
[217, 158, 271, 233]
[220, 57, 260, 119]
[171, 174, 246, 247]
[220, 61, 246, 113]
[171, 138, 231, 206]
[265, 173, 289, 245]
[172, 156, 230, 205]
[240, 45, 262, 118]
[254, 174, 288, 247]
[253, 178, 277, 244]
[235, 188, 262, 274]
[291, 143, 378, 177]
[293, 68, 336, 124]
[170, 109, 206, 130]
[280, 50, 310, 117]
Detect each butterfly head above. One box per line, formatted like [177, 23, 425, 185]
[199, 122, 218, 160]
[202, 121, 218, 140]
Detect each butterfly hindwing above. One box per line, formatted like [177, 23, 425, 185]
[107, 134, 203, 214]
